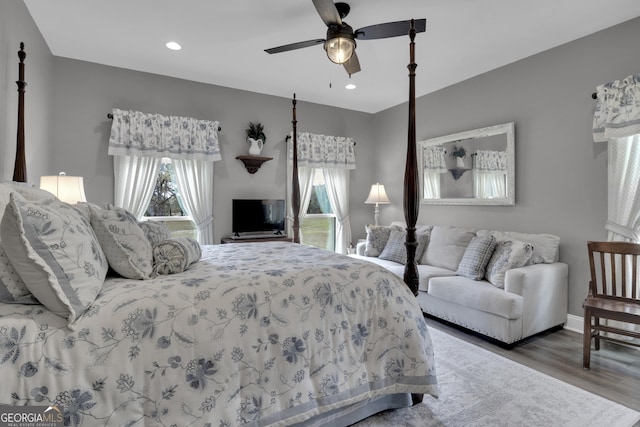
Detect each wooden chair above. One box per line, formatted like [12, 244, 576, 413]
[583, 241, 640, 369]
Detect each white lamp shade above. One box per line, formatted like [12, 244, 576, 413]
[365, 183, 390, 205]
[40, 174, 87, 204]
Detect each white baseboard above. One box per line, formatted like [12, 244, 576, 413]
[564, 314, 583, 334]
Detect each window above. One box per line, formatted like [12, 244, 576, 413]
[144, 158, 196, 239]
[301, 169, 336, 251]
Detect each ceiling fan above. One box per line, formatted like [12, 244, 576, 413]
[265, 0, 426, 76]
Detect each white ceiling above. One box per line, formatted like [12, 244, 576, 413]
[24, 0, 640, 114]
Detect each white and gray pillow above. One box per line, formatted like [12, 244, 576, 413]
[485, 240, 534, 288]
[0, 194, 108, 326]
[139, 221, 172, 247]
[364, 224, 400, 257]
[0, 246, 39, 304]
[456, 235, 497, 280]
[89, 205, 153, 279]
[379, 230, 429, 265]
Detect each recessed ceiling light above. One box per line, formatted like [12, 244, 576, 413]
[165, 41, 182, 51]
[345, 83, 356, 90]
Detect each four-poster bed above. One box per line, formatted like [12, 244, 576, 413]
[1, 26, 433, 425]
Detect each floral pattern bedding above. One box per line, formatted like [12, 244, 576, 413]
[0, 242, 438, 426]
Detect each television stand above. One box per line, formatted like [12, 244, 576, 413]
[220, 235, 293, 244]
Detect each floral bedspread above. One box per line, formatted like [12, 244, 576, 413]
[0, 242, 438, 426]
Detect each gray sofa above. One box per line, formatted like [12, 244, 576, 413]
[349, 223, 569, 345]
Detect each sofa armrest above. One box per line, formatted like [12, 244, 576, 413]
[356, 241, 367, 256]
[504, 262, 569, 336]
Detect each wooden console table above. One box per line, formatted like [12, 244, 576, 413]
[221, 236, 293, 244]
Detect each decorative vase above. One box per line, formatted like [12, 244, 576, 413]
[456, 157, 465, 168]
[247, 138, 264, 156]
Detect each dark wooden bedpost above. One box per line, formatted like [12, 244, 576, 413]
[403, 21, 420, 296]
[291, 94, 301, 243]
[13, 42, 27, 183]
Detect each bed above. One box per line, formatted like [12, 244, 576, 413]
[0, 21, 434, 427]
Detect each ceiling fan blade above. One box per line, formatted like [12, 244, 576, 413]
[343, 51, 361, 76]
[312, 0, 342, 27]
[265, 39, 326, 54]
[354, 19, 426, 40]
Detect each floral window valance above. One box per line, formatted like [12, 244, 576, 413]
[108, 108, 221, 161]
[476, 150, 507, 172]
[289, 132, 356, 169]
[422, 146, 447, 173]
[593, 73, 640, 143]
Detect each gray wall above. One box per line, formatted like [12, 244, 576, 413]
[373, 17, 640, 317]
[3, 2, 640, 319]
[0, 0, 52, 182]
[48, 58, 376, 245]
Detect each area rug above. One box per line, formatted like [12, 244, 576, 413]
[354, 327, 640, 427]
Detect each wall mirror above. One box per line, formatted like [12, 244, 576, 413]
[418, 122, 515, 205]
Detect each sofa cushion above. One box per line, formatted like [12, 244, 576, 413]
[422, 225, 475, 269]
[427, 275, 523, 320]
[456, 235, 497, 280]
[364, 224, 400, 257]
[485, 240, 534, 289]
[379, 230, 429, 264]
[347, 254, 404, 270]
[476, 229, 560, 265]
[386, 264, 456, 292]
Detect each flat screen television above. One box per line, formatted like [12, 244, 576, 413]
[232, 199, 286, 236]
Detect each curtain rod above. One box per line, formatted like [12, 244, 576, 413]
[107, 113, 221, 131]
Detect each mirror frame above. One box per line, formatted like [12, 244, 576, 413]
[418, 122, 515, 206]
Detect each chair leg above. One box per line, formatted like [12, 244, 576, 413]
[583, 309, 591, 369]
[594, 316, 600, 350]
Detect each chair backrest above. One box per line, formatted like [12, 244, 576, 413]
[587, 241, 640, 301]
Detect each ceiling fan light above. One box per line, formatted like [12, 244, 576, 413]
[324, 37, 355, 64]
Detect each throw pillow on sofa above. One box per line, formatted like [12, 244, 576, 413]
[456, 235, 497, 280]
[485, 240, 534, 288]
[364, 224, 400, 257]
[379, 230, 429, 264]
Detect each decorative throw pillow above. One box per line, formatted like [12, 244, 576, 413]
[139, 221, 172, 247]
[379, 230, 429, 265]
[0, 245, 39, 304]
[89, 205, 153, 279]
[456, 235, 497, 280]
[485, 240, 534, 289]
[153, 238, 202, 275]
[476, 229, 560, 265]
[364, 224, 400, 257]
[0, 194, 108, 326]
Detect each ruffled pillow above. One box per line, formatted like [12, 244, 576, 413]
[485, 240, 534, 288]
[153, 238, 202, 275]
[0, 194, 108, 326]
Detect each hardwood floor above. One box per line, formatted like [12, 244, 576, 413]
[423, 316, 640, 416]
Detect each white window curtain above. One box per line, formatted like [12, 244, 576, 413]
[422, 146, 447, 199]
[592, 73, 640, 337]
[113, 155, 161, 219]
[285, 160, 314, 238]
[109, 109, 221, 244]
[287, 132, 356, 253]
[474, 150, 507, 199]
[173, 159, 215, 245]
